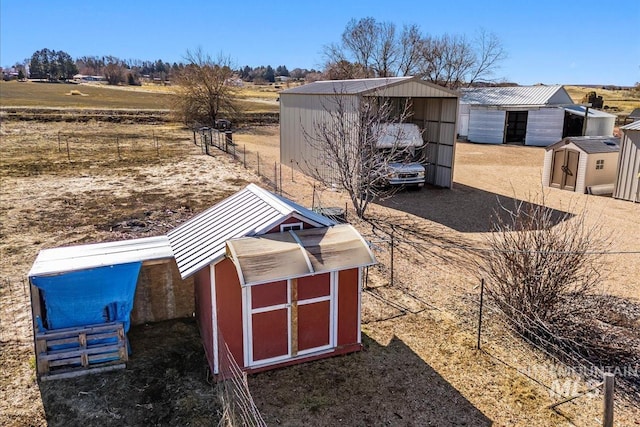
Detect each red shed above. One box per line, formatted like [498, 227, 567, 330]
[167, 184, 376, 376]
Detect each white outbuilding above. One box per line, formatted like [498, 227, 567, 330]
[279, 76, 459, 188]
[458, 86, 616, 146]
[613, 121, 640, 202]
[542, 136, 620, 194]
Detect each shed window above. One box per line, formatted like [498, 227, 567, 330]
[595, 159, 604, 170]
[280, 222, 303, 232]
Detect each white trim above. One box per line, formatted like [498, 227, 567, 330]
[357, 267, 362, 344]
[331, 271, 337, 348]
[297, 343, 333, 357]
[211, 263, 219, 375]
[225, 242, 246, 286]
[297, 295, 331, 306]
[287, 279, 292, 358]
[251, 303, 290, 314]
[280, 222, 303, 232]
[242, 286, 250, 368]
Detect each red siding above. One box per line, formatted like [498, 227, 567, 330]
[298, 301, 330, 351]
[266, 217, 315, 234]
[251, 281, 287, 309]
[215, 258, 244, 368]
[337, 268, 359, 346]
[252, 309, 289, 361]
[194, 267, 213, 374]
[298, 273, 330, 300]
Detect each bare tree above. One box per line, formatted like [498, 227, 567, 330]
[396, 24, 425, 77]
[478, 194, 610, 330]
[303, 90, 416, 219]
[464, 28, 507, 86]
[103, 56, 125, 85]
[172, 48, 239, 127]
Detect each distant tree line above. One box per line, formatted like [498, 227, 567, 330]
[28, 48, 78, 81]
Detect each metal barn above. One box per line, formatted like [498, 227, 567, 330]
[458, 86, 615, 146]
[613, 121, 640, 202]
[167, 184, 376, 377]
[542, 136, 620, 194]
[279, 76, 459, 188]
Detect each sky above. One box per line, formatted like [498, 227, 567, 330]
[1, 0, 639, 86]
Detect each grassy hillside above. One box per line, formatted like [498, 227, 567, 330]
[0, 80, 282, 114]
[0, 80, 174, 109]
[565, 85, 640, 115]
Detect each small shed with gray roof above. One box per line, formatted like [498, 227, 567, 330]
[458, 86, 615, 146]
[279, 76, 459, 188]
[542, 136, 620, 194]
[167, 184, 376, 377]
[613, 121, 640, 202]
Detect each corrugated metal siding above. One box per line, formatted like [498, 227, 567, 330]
[29, 236, 173, 277]
[167, 184, 334, 279]
[461, 85, 571, 106]
[613, 130, 640, 202]
[525, 108, 564, 146]
[585, 116, 615, 136]
[468, 108, 506, 144]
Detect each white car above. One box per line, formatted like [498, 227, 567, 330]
[376, 123, 426, 188]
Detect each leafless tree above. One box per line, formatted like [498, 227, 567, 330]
[103, 56, 125, 85]
[303, 90, 417, 219]
[324, 19, 506, 87]
[478, 194, 610, 331]
[172, 48, 239, 127]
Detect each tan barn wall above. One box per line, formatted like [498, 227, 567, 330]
[130, 259, 194, 325]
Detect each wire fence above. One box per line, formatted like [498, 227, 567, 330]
[216, 331, 266, 427]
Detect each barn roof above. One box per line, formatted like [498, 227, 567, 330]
[226, 224, 376, 286]
[29, 235, 172, 277]
[280, 76, 457, 97]
[460, 85, 573, 106]
[167, 184, 335, 279]
[546, 136, 620, 153]
[621, 120, 640, 131]
[628, 108, 640, 119]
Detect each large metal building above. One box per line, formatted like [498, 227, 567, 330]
[279, 76, 459, 188]
[457, 86, 616, 146]
[613, 121, 640, 202]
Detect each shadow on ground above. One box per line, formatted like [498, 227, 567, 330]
[38, 318, 219, 427]
[250, 333, 493, 426]
[376, 184, 573, 233]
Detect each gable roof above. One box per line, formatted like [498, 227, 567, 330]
[280, 76, 457, 97]
[460, 85, 573, 106]
[628, 108, 640, 119]
[167, 184, 335, 279]
[546, 136, 620, 153]
[564, 105, 617, 119]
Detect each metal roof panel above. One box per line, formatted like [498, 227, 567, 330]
[460, 85, 571, 106]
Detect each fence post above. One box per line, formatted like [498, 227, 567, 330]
[279, 163, 282, 195]
[66, 138, 70, 161]
[57, 132, 61, 152]
[390, 227, 395, 287]
[290, 159, 294, 182]
[257, 153, 260, 176]
[116, 137, 121, 160]
[603, 373, 614, 427]
[274, 162, 278, 192]
[477, 278, 485, 350]
[243, 145, 246, 168]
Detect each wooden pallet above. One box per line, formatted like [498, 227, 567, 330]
[35, 321, 128, 380]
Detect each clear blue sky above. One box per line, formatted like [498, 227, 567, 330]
[1, 0, 639, 85]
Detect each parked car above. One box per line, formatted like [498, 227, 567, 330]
[376, 123, 426, 188]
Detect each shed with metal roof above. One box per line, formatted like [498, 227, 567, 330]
[542, 136, 620, 194]
[613, 121, 640, 202]
[167, 184, 376, 377]
[279, 76, 459, 188]
[458, 86, 615, 146]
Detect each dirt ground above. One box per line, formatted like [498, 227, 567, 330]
[1, 121, 638, 426]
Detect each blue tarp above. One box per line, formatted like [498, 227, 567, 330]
[31, 262, 142, 332]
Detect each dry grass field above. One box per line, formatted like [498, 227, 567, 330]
[1, 115, 639, 426]
[565, 85, 640, 115]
